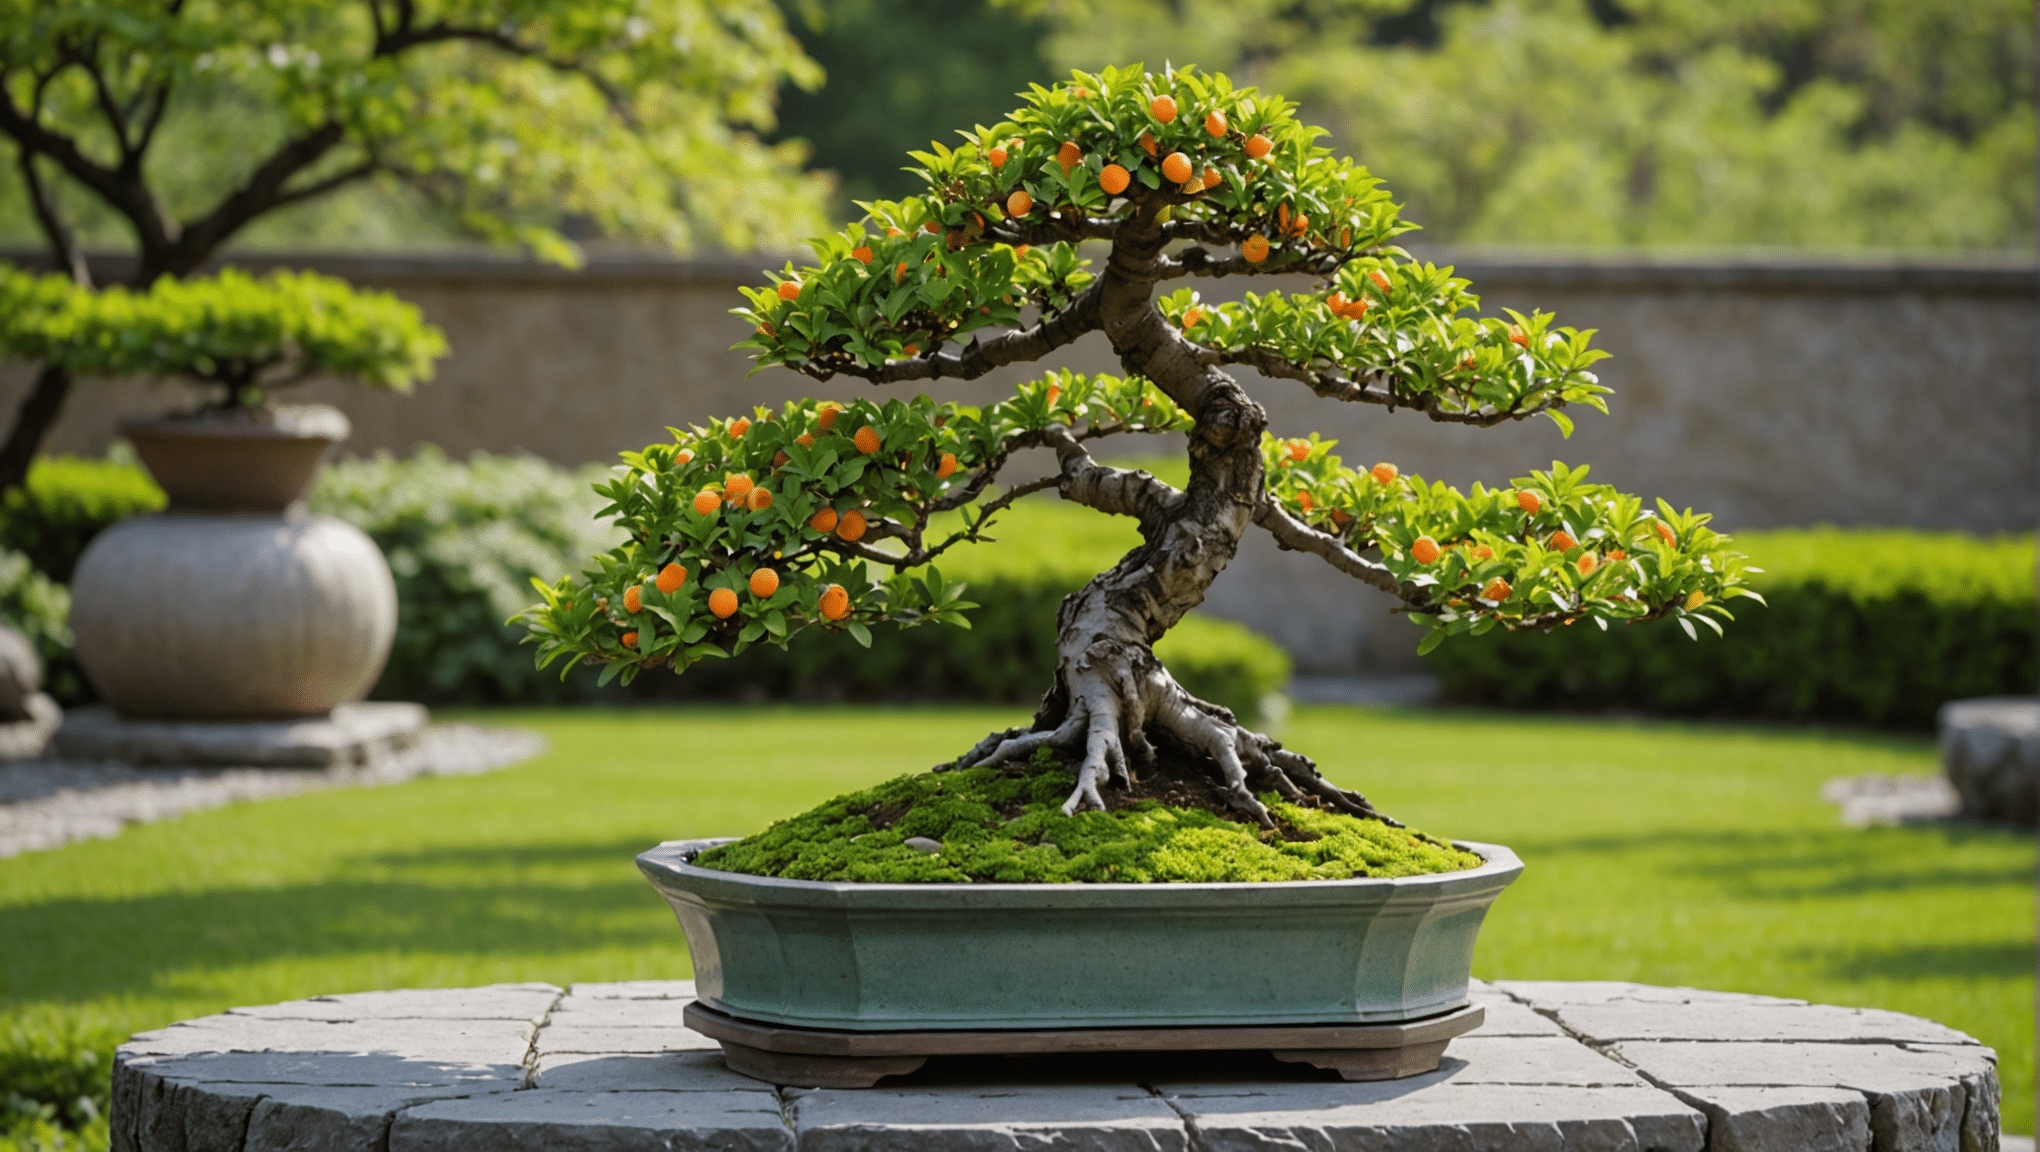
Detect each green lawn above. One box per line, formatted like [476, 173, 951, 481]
[2, 705, 2032, 1142]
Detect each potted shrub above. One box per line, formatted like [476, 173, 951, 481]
[521, 64, 1758, 1083]
[0, 266, 444, 717]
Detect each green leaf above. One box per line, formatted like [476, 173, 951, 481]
[847, 620, 874, 648]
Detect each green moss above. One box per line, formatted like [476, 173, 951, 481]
[694, 756, 1483, 884]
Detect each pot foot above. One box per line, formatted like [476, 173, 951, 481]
[717, 1040, 927, 1089]
[1271, 1038, 1452, 1081]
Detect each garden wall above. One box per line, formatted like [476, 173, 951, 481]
[3, 247, 2032, 674]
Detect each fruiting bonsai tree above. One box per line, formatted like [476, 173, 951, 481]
[523, 64, 1757, 828]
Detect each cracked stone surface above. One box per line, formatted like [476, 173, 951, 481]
[112, 978, 2004, 1152]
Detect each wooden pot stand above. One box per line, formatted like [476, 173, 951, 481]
[683, 1000, 1486, 1089]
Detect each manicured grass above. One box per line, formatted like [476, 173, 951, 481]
[1, 705, 2031, 1139]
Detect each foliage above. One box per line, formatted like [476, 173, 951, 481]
[308, 448, 621, 705]
[525, 64, 1754, 681]
[0, 266, 445, 406]
[696, 754, 1481, 882]
[1030, 0, 2034, 251]
[0, 454, 162, 584]
[0, 545, 73, 703]
[0, 0, 830, 271]
[0, 706, 2028, 1142]
[0, 1027, 105, 1151]
[1425, 528, 2037, 729]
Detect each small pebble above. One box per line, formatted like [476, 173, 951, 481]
[903, 836, 943, 854]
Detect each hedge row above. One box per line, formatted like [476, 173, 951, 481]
[0, 451, 1292, 721]
[1424, 527, 2036, 729]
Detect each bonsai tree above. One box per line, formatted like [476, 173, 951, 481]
[0, 265, 445, 411]
[0, 0, 827, 489]
[522, 64, 1757, 823]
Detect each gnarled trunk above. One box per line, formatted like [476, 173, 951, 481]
[955, 206, 1398, 826]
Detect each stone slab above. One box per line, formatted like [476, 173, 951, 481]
[540, 1022, 721, 1055]
[389, 1089, 792, 1152]
[1549, 1001, 1979, 1045]
[54, 702, 430, 767]
[1161, 1082, 1708, 1152]
[1940, 696, 2040, 825]
[239, 1084, 500, 1152]
[1464, 986, 1566, 1037]
[124, 1016, 534, 1067]
[549, 996, 698, 1027]
[227, 983, 561, 1022]
[1660, 1086, 1871, 1152]
[535, 1051, 765, 1093]
[568, 980, 699, 1000]
[1495, 980, 1807, 1008]
[791, 1085, 1188, 1152]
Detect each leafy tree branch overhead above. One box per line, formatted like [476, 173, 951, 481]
[0, 0, 832, 490]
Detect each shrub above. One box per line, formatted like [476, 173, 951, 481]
[0, 546, 77, 704]
[0, 454, 164, 582]
[307, 448, 622, 704]
[1424, 527, 2036, 729]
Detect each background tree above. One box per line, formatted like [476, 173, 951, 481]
[522, 64, 1757, 820]
[0, 0, 831, 490]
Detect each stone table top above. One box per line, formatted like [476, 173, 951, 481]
[112, 980, 2002, 1152]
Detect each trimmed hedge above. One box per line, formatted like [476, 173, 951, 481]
[0, 546, 77, 703]
[0, 454, 165, 582]
[1424, 527, 2036, 729]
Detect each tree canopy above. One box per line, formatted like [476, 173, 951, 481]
[521, 64, 1757, 693]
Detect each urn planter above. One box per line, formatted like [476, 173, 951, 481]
[638, 837, 1522, 1033]
[69, 405, 398, 720]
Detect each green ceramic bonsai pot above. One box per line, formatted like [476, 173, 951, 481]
[637, 837, 1523, 1031]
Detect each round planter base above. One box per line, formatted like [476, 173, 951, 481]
[684, 1000, 1487, 1089]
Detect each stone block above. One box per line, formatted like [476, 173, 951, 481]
[540, 1022, 720, 1055]
[125, 1051, 523, 1090]
[227, 984, 561, 1022]
[535, 1052, 779, 1093]
[568, 980, 697, 1001]
[1442, 1037, 1650, 1087]
[548, 996, 696, 1028]
[389, 1089, 792, 1152]
[1607, 1040, 1996, 1094]
[55, 702, 429, 768]
[127, 1066, 267, 1152]
[124, 1016, 532, 1070]
[1664, 1086, 1872, 1152]
[1495, 981, 1806, 1009]
[1939, 696, 2040, 826]
[792, 1085, 1188, 1152]
[239, 1084, 496, 1152]
[1161, 1082, 1707, 1152]
[1464, 992, 1566, 1037]
[1551, 1001, 1977, 1045]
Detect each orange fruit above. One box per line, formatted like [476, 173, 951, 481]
[854, 425, 881, 454]
[851, 246, 873, 264]
[1007, 189, 1032, 218]
[1655, 521, 1677, 545]
[708, 588, 739, 619]
[818, 583, 851, 621]
[692, 490, 720, 515]
[808, 507, 839, 533]
[1685, 589, 1707, 610]
[1517, 490, 1541, 514]
[817, 404, 841, 431]
[1473, 544, 1495, 560]
[1608, 548, 1626, 562]
[1289, 212, 1309, 238]
[1508, 325, 1529, 348]
[777, 280, 800, 301]
[1244, 133, 1272, 159]
[1180, 177, 1203, 195]
[1288, 440, 1310, 462]
[1326, 292, 1348, 314]
[1204, 109, 1228, 137]
[730, 418, 751, 437]
[1182, 308, 1203, 327]
[657, 564, 687, 594]
[1138, 132, 1158, 158]
[773, 450, 790, 467]
[1161, 152, 1193, 184]
[1276, 203, 1290, 233]
[724, 473, 754, 499]
[895, 261, 909, 283]
[676, 448, 695, 464]
[1342, 298, 1370, 318]
[1202, 166, 1223, 189]
[1242, 234, 1270, 263]
[621, 630, 639, 648]
[747, 486, 773, 511]
[1577, 553, 1599, 576]
[1411, 536, 1441, 564]
[1482, 577, 1512, 601]
[1368, 269, 1391, 293]
[624, 585, 643, 614]
[903, 343, 918, 356]
[750, 567, 780, 598]
[1370, 462, 1398, 484]
[1297, 490, 1315, 512]
[987, 146, 1008, 169]
[936, 451, 958, 479]
[1100, 164, 1131, 195]
[837, 509, 868, 542]
[1012, 244, 1030, 261]
[1330, 508, 1352, 527]
[922, 220, 940, 234]
[1046, 382, 1062, 405]
[1057, 141, 1081, 173]
[1550, 530, 1578, 552]
[756, 321, 774, 337]
[1151, 94, 1178, 122]
[795, 433, 815, 448]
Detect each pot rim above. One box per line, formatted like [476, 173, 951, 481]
[118, 403, 351, 443]
[639, 836, 1522, 906]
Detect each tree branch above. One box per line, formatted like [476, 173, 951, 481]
[373, 21, 639, 128]
[0, 84, 172, 256]
[1251, 498, 1401, 595]
[1215, 346, 1574, 426]
[1156, 244, 1345, 280]
[157, 120, 346, 279]
[801, 280, 1104, 385]
[1043, 424, 1187, 530]
[17, 151, 90, 287]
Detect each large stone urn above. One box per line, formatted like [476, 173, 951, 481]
[69, 405, 398, 719]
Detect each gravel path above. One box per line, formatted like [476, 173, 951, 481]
[0, 724, 545, 858]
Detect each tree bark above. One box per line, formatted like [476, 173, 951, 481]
[956, 200, 1398, 826]
[0, 364, 72, 494]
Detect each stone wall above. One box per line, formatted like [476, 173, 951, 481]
[4, 249, 2033, 674]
